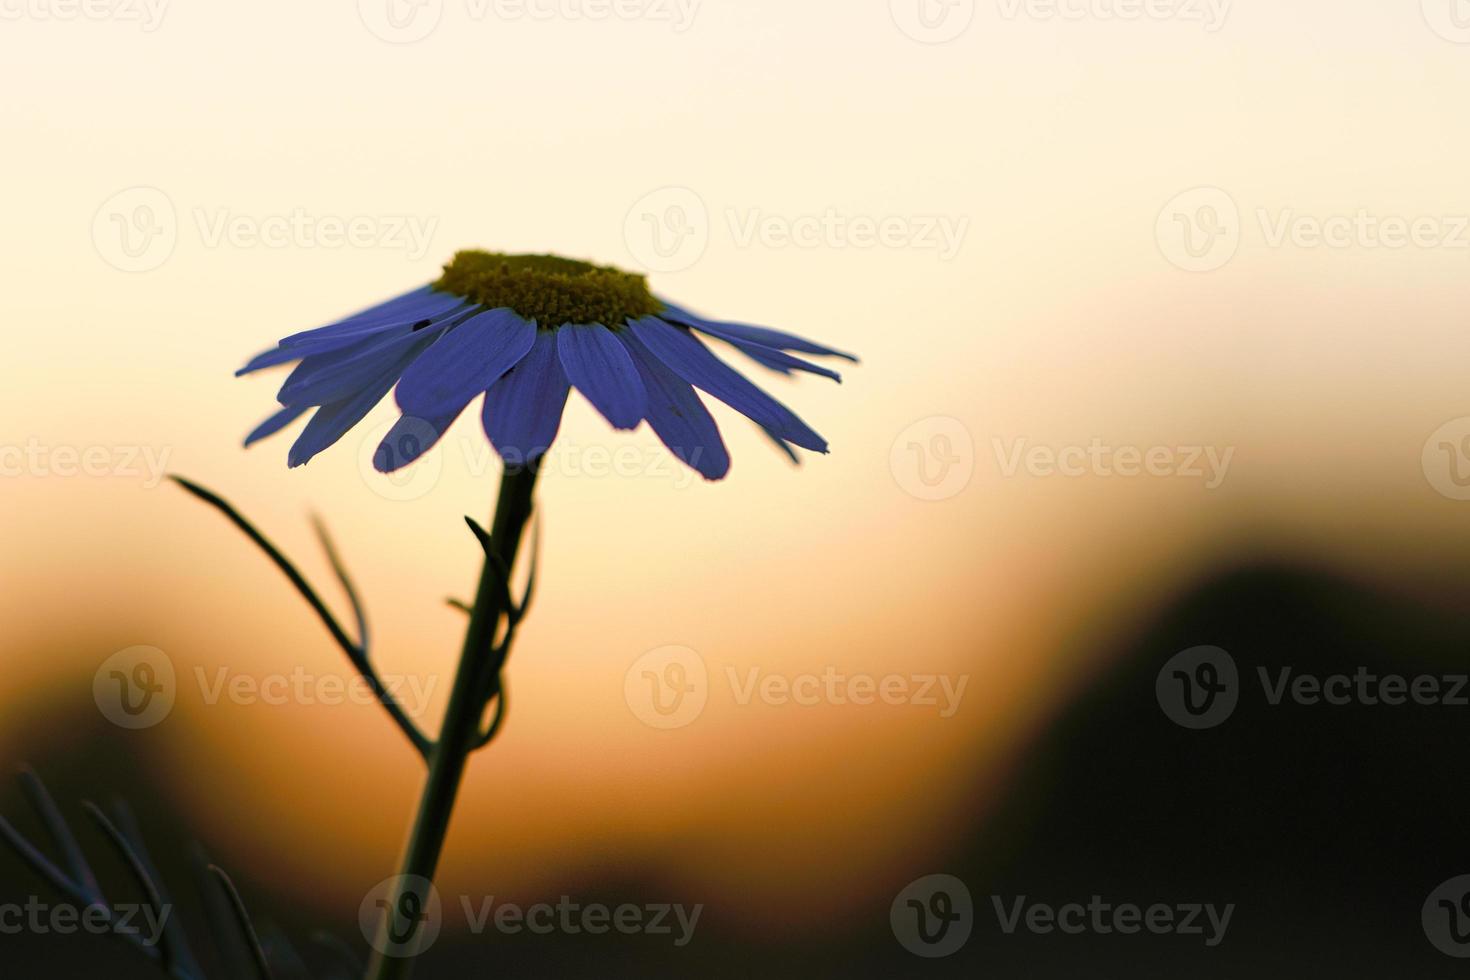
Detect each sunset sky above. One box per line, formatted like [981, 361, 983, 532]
[4, 0, 1470, 948]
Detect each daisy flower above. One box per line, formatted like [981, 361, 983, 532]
[239, 250, 856, 481]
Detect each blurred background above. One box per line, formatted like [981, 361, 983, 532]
[4, 0, 1470, 975]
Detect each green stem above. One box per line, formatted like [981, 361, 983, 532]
[365, 464, 540, 980]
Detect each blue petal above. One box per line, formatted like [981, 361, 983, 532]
[757, 425, 801, 464]
[237, 298, 468, 378]
[237, 330, 388, 377]
[394, 309, 536, 420]
[556, 325, 647, 431]
[279, 288, 471, 348]
[483, 330, 570, 464]
[617, 332, 730, 480]
[627, 317, 828, 453]
[277, 326, 449, 407]
[244, 404, 309, 447]
[373, 408, 467, 473]
[288, 337, 434, 468]
[700, 328, 843, 382]
[333, 284, 442, 325]
[658, 299, 858, 362]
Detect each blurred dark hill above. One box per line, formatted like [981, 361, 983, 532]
[5, 558, 1470, 977]
[918, 558, 1470, 979]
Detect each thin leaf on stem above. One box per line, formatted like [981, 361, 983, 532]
[84, 802, 181, 972]
[475, 680, 508, 751]
[172, 476, 432, 760]
[19, 766, 102, 903]
[208, 865, 275, 980]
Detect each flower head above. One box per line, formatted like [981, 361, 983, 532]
[239, 250, 856, 480]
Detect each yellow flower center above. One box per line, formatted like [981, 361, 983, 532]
[434, 250, 662, 329]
